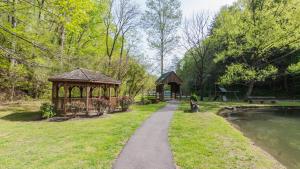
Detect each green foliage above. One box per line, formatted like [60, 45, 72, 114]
[219, 64, 277, 85]
[178, 0, 300, 97]
[190, 94, 199, 102]
[0, 0, 154, 102]
[40, 103, 56, 119]
[119, 96, 133, 111]
[212, 0, 300, 85]
[288, 62, 300, 73]
[141, 97, 152, 105]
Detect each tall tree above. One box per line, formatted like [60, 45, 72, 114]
[211, 0, 300, 98]
[103, 0, 139, 73]
[142, 0, 182, 75]
[0, 0, 151, 101]
[182, 12, 214, 100]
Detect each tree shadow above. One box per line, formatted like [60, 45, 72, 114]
[1, 111, 42, 122]
[183, 109, 194, 113]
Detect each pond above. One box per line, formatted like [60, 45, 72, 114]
[226, 108, 300, 169]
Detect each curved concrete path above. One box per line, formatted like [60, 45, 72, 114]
[113, 101, 178, 169]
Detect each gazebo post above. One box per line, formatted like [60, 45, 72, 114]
[63, 83, 68, 115]
[52, 82, 57, 111]
[108, 86, 111, 102]
[115, 85, 119, 106]
[86, 86, 90, 115]
[170, 84, 173, 99]
[180, 86, 182, 100]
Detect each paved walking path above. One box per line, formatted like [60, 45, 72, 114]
[113, 101, 178, 169]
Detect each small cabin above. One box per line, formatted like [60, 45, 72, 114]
[156, 71, 183, 101]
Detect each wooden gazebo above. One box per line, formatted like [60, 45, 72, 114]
[156, 71, 183, 101]
[48, 68, 121, 115]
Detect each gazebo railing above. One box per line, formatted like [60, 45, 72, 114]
[53, 97, 119, 114]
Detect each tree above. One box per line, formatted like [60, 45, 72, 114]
[142, 0, 182, 75]
[182, 12, 214, 100]
[211, 0, 300, 98]
[0, 0, 150, 102]
[103, 0, 139, 73]
[288, 61, 300, 74]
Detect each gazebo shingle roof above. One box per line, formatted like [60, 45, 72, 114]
[48, 68, 121, 85]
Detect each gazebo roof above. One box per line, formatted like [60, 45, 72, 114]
[48, 68, 121, 85]
[156, 71, 183, 85]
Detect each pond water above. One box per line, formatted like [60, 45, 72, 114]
[226, 108, 300, 169]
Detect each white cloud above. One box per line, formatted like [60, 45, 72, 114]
[182, 0, 236, 18]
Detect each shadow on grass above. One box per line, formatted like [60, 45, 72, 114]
[183, 109, 194, 113]
[1, 111, 42, 121]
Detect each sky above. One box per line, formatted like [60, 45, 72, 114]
[134, 0, 237, 74]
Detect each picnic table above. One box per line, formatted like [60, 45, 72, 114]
[214, 86, 239, 101]
[247, 96, 278, 104]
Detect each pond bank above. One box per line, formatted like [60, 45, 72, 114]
[220, 106, 300, 169]
[169, 101, 286, 169]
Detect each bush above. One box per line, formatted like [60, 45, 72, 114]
[40, 103, 56, 119]
[119, 96, 133, 111]
[190, 94, 199, 102]
[96, 98, 111, 114]
[66, 102, 86, 115]
[141, 97, 152, 105]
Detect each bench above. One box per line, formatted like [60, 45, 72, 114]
[247, 96, 278, 104]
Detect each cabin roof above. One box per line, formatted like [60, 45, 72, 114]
[48, 68, 121, 85]
[156, 71, 183, 85]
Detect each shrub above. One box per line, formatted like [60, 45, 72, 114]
[94, 98, 111, 114]
[190, 94, 199, 102]
[66, 102, 85, 115]
[141, 97, 151, 105]
[119, 96, 133, 111]
[40, 103, 56, 119]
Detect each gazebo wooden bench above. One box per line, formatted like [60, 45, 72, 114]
[48, 68, 121, 116]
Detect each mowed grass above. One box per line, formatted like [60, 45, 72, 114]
[0, 101, 166, 169]
[169, 101, 285, 169]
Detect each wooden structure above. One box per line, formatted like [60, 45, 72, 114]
[214, 85, 239, 101]
[247, 96, 277, 104]
[48, 68, 121, 116]
[156, 71, 183, 101]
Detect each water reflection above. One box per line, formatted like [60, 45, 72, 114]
[227, 109, 300, 169]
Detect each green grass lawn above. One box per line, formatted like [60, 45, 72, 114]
[169, 101, 286, 169]
[0, 101, 166, 169]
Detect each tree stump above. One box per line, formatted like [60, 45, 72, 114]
[190, 100, 199, 112]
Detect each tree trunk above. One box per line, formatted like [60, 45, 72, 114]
[9, 0, 17, 102]
[60, 25, 65, 67]
[283, 75, 289, 93]
[245, 81, 255, 99]
[200, 83, 204, 101]
[200, 59, 204, 101]
[160, 36, 164, 75]
[118, 35, 125, 80]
